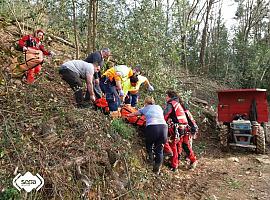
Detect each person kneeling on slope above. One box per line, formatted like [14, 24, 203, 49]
[59, 60, 100, 108]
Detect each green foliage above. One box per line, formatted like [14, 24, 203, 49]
[110, 118, 136, 139]
[0, 188, 20, 200]
[2, 0, 270, 93]
[226, 178, 242, 189]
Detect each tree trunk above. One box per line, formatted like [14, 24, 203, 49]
[72, 0, 80, 59]
[92, 0, 98, 52]
[199, 0, 214, 74]
[87, 0, 93, 53]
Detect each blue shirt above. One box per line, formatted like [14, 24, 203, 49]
[139, 105, 166, 126]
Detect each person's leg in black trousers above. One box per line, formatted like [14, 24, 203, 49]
[144, 124, 168, 173]
[59, 68, 84, 107]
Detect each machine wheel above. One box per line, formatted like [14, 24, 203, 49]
[261, 123, 269, 143]
[218, 124, 229, 151]
[256, 125, 266, 154]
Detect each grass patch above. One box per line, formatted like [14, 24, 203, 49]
[226, 178, 241, 189]
[110, 119, 136, 140]
[193, 141, 207, 155]
[0, 188, 20, 200]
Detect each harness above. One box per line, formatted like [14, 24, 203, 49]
[168, 100, 188, 140]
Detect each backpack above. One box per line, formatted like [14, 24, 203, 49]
[11, 48, 44, 78]
[94, 97, 110, 114]
[120, 104, 146, 127]
[185, 111, 198, 135]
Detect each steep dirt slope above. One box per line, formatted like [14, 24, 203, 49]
[0, 20, 269, 200]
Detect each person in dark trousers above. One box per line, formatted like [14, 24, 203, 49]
[84, 48, 111, 99]
[128, 96, 168, 174]
[122, 74, 154, 107]
[100, 65, 134, 113]
[59, 60, 100, 108]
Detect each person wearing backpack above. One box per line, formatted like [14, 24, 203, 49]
[18, 29, 55, 83]
[128, 96, 168, 174]
[163, 90, 197, 171]
[122, 74, 154, 107]
[59, 60, 100, 108]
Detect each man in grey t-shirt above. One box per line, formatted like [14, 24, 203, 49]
[59, 60, 100, 108]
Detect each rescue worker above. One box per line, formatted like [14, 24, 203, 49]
[181, 103, 198, 169]
[128, 96, 168, 174]
[84, 48, 111, 99]
[59, 60, 100, 108]
[18, 29, 54, 83]
[122, 74, 154, 107]
[163, 90, 197, 171]
[99, 65, 134, 113]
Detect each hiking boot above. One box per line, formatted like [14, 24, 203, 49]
[163, 152, 173, 158]
[169, 167, 177, 172]
[77, 102, 91, 109]
[146, 153, 154, 164]
[189, 161, 198, 171]
[152, 164, 161, 175]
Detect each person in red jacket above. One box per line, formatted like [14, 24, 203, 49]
[18, 29, 54, 83]
[163, 90, 197, 171]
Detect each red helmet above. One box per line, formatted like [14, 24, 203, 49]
[36, 29, 44, 35]
[36, 30, 45, 39]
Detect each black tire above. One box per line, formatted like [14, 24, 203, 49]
[218, 124, 229, 151]
[261, 123, 268, 143]
[256, 125, 266, 154]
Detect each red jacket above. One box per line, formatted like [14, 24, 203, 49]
[164, 97, 188, 125]
[18, 35, 50, 56]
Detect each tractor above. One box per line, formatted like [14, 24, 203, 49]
[217, 89, 269, 154]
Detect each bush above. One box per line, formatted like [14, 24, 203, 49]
[0, 188, 20, 200]
[110, 119, 136, 139]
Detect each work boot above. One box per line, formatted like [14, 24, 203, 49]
[169, 167, 177, 172]
[146, 153, 154, 164]
[77, 102, 91, 109]
[163, 152, 173, 158]
[189, 160, 198, 171]
[152, 163, 161, 175]
[75, 89, 84, 106]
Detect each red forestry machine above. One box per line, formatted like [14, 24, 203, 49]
[217, 89, 269, 154]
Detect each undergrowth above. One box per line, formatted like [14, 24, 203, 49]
[110, 118, 136, 140]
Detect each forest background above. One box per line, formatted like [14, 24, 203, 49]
[1, 0, 269, 93]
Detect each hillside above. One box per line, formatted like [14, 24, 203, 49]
[0, 20, 270, 200]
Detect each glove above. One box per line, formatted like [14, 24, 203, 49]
[49, 51, 56, 57]
[119, 90, 124, 97]
[190, 125, 198, 135]
[23, 46, 28, 52]
[148, 85, 154, 92]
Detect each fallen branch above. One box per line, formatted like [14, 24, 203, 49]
[75, 162, 93, 199]
[11, 22, 75, 48]
[48, 34, 75, 48]
[191, 97, 209, 106]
